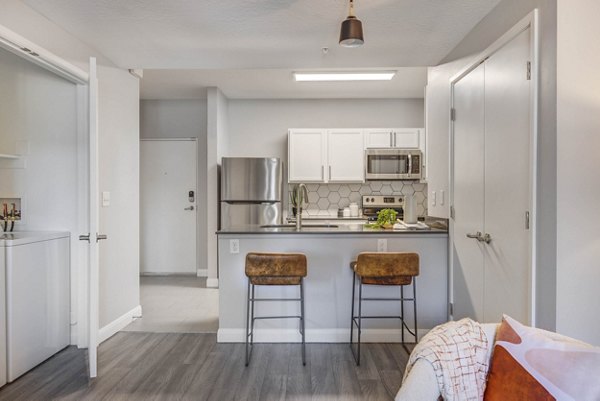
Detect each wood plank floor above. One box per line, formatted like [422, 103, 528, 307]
[0, 332, 413, 401]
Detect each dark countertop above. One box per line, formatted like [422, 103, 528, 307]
[217, 222, 448, 235]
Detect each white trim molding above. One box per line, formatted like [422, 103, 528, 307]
[206, 278, 219, 288]
[98, 305, 142, 344]
[197, 269, 208, 277]
[217, 328, 430, 343]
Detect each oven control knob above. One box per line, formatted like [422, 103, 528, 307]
[371, 197, 375, 202]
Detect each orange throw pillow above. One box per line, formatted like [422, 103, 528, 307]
[484, 315, 600, 401]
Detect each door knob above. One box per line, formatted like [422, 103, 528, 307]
[184, 206, 194, 211]
[466, 232, 483, 240]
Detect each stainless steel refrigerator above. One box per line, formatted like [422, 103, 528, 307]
[220, 157, 283, 229]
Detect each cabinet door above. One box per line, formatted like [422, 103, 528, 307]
[327, 129, 365, 182]
[393, 128, 421, 148]
[288, 129, 327, 182]
[364, 129, 393, 148]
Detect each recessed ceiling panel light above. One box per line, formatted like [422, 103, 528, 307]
[294, 71, 396, 82]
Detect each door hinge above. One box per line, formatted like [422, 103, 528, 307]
[449, 303, 454, 316]
[450, 205, 455, 220]
[450, 108, 456, 121]
[526, 61, 531, 80]
[525, 211, 530, 230]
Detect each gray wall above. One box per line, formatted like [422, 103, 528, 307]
[226, 99, 424, 162]
[555, 0, 600, 345]
[140, 99, 208, 275]
[432, 0, 557, 331]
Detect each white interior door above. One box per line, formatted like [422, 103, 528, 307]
[451, 63, 486, 321]
[140, 139, 197, 274]
[483, 28, 531, 323]
[86, 57, 100, 378]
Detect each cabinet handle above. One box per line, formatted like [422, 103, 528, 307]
[393, 132, 396, 147]
[390, 133, 393, 147]
[321, 165, 324, 180]
[482, 233, 492, 244]
[329, 165, 332, 179]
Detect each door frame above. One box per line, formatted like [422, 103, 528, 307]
[449, 10, 539, 325]
[140, 138, 199, 276]
[0, 24, 98, 374]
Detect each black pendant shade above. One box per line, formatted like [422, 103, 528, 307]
[339, 16, 364, 47]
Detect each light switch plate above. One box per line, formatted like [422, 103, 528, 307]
[377, 238, 387, 252]
[102, 191, 110, 207]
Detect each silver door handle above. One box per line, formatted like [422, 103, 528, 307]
[184, 206, 194, 211]
[79, 234, 90, 242]
[321, 165, 324, 180]
[390, 133, 393, 147]
[329, 165, 332, 179]
[96, 234, 107, 242]
[393, 132, 396, 147]
[482, 233, 492, 244]
[466, 232, 483, 240]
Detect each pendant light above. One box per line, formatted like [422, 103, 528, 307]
[339, 0, 364, 47]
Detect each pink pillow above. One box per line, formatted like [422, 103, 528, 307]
[484, 315, 600, 401]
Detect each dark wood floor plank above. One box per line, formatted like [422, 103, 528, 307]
[309, 344, 338, 401]
[258, 343, 292, 401]
[0, 333, 412, 401]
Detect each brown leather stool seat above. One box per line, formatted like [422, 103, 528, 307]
[349, 252, 420, 365]
[245, 252, 307, 366]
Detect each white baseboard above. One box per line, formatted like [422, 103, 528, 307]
[217, 328, 429, 343]
[197, 269, 208, 277]
[99, 305, 142, 344]
[206, 278, 219, 288]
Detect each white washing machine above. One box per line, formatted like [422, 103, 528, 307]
[1, 232, 70, 383]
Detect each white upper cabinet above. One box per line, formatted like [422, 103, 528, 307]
[327, 129, 365, 182]
[288, 129, 365, 183]
[364, 129, 394, 148]
[364, 128, 422, 149]
[288, 129, 327, 183]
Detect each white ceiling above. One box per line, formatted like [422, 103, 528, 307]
[23, 0, 501, 99]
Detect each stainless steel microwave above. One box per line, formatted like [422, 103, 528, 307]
[365, 149, 422, 180]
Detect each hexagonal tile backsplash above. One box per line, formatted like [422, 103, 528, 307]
[288, 181, 428, 217]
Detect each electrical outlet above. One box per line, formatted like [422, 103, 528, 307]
[229, 239, 240, 254]
[377, 238, 387, 252]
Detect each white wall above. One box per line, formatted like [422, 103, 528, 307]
[556, 0, 600, 345]
[140, 99, 208, 275]
[0, 0, 140, 340]
[427, 0, 557, 331]
[206, 88, 228, 286]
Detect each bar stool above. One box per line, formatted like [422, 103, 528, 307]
[349, 252, 419, 365]
[245, 252, 307, 366]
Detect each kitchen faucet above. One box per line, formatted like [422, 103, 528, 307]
[295, 183, 308, 231]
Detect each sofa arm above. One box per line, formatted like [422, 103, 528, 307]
[395, 359, 440, 401]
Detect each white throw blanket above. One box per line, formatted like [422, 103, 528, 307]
[402, 318, 489, 401]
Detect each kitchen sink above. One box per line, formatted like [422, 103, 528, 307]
[260, 224, 339, 228]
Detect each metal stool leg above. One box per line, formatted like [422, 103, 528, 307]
[245, 279, 251, 366]
[350, 272, 356, 345]
[300, 279, 306, 366]
[413, 279, 418, 343]
[401, 285, 405, 344]
[356, 279, 363, 366]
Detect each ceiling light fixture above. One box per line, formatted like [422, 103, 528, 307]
[339, 0, 364, 48]
[294, 71, 395, 82]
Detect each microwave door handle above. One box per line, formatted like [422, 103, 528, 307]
[408, 154, 412, 175]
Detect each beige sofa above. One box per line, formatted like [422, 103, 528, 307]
[395, 323, 499, 401]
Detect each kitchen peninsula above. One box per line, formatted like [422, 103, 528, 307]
[216, 223, 448, 343]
